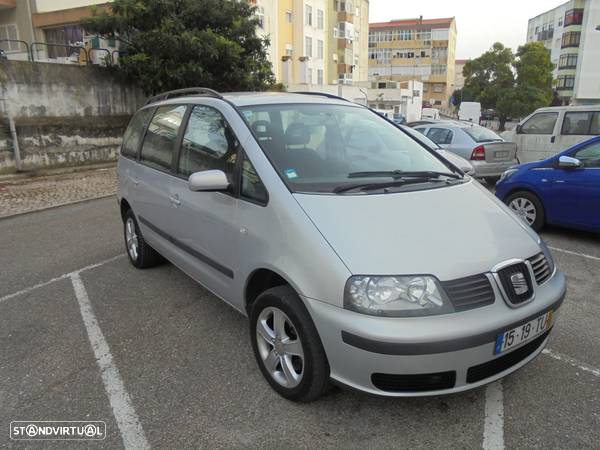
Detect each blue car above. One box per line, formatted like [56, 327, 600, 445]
[496, 136, 600, 232]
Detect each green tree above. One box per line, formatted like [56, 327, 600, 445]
[512, 42, 554, 117]
[463, 42, 515, 130]
[82, 0, 275, 94]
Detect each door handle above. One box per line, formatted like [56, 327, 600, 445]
[169, 194, 181, 206]
[550, 136, 556, 143]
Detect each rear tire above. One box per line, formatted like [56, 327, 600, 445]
[505, 191, 545, 231]
[250, 285, 330, 402]
[123, 209, 163, 268]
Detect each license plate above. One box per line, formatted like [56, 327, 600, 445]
[494, 150, 509, 159]
[494, 311, 553, 355]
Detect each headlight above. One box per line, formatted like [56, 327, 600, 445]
[344, 275, 454, 317]
[538, 238, 556, 274]
[499, 168, 518, 183]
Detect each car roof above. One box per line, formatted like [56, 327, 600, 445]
[534, 105, 600, 113]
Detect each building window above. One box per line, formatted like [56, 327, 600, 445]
[557, 75, 575, 90]
[317, 69, 323, 85]
[561, 31, 580, 48]
[285, 10, 292, 23]
[0, 24, 19, 52]
[432, 64, 447, 75]
[317, 39, 323, 59]
[305, 36, 312, 57]
[285, 44, 293, 56]
[307, 68, 312, 84]
[43, 26, 84, 59]
[317, 9, 324, 29]
[558, 53, 578, 69]
[256, 6, 265, 29]
[558, 18, 563, 27]
[564, 8, 584, 26]
[433, 84, 444, 93]
[305, 5, 312, 26]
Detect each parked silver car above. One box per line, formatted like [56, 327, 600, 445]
[118, 88, 566, 401]
[413, 121, 518, 183]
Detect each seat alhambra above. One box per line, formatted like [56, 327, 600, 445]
[117, 88, 566, 401]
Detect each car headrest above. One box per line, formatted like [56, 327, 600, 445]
[284, 123, 310, 146]
[251, 120, 274, 142]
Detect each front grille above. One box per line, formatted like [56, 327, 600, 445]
[441, 274, 495, 312]
[528, 253, 552, 285]
[497, 263, 534, 305]
[466, 329, 550, 383]
[371, 371, 456, 393]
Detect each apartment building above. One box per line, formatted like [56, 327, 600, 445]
[368, 17, 457, 109]
[527, 0, 600, 103]
[454, 58, 468, 90]
[0, 0, 114, 62]
[268, 0, 369, 86]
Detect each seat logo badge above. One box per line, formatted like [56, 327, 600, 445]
[510, 273, 529, 295]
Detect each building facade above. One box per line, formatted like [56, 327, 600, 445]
[453, 58, 468, 90]
[368, 17, 457, 109]
[527, 0, 600, 104]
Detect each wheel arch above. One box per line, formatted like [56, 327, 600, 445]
[120, 198, 132, 222]
[244, 268, 299, 315]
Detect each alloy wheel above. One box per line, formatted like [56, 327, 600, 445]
[509, 197, 537, 226]
[125, 218, 139, 260]
[256, 307, 304, 388]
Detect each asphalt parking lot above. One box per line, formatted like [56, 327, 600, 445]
[1, 196, 599, 449]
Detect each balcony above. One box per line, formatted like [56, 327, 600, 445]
[337, 11, 354, 23]
[338, 63, 353, 74]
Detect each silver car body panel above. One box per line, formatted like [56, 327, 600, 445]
[117, 92, 567, 397]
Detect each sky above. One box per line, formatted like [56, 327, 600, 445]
[369, 0, 567, 59]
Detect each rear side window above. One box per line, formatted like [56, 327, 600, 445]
[462, 125, 502, 143]
[426, 128, 453, 145]
[178, 105, 239, 178]
[520, 112, 558, 135]
[140, 105, 186, 172]
[121, 108, 154, 159]
[590, 113, 600, 135]
[561, 111, 600, 135]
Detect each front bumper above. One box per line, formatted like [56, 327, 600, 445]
[304, 270, 566, 397]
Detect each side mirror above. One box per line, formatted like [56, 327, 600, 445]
[188, 170, 230, 192]
[558, 155, 582, 169]
[516, 124, 522, 134]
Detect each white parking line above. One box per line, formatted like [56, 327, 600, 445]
[71, 273, 150, 450]
[549, 246, 600, 262]
[483, 381, 505, 450]
[543, 348, 600, 377]
[0, 254, 125, 304]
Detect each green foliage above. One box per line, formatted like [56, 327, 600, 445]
[462, 41, 553, 129]
[82, 0, 275, 94]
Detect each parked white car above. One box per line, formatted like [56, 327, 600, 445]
[421, 108, 440, 120]
[502, 105, 600, 162]
[458, 102, 482, 123]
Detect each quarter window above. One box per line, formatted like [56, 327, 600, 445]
[178, 106, 238, 178]
[121, 108, 154, 159]
[520, 112, 558, 135]
[241, 154, 268, 204]
[140, 105, 186, 171]
[561, 112, 597, 135]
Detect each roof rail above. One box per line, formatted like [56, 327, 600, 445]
[145, 87, 223, 105]
[291, 91, 351, 102]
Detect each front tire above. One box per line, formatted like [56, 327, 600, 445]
[505, 191, 545, 231]
[250, 286, 330, 402]
[123, 209, 163, 268]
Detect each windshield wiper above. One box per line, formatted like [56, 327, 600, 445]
[333, 177, 456, 194]
[347, 170, 462, 180]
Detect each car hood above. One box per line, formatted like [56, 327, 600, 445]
[294, 180, 541, 281]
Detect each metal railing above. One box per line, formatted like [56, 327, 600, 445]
[1, 38, 119, 66]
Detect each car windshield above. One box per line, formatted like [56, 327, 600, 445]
[241, 103, 459, 194]
[462, 124, 503, 142]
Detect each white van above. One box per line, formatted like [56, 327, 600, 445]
[503, 105, 600, 162]
[458, 102, 481, 123]
[421, 108, 440, 120]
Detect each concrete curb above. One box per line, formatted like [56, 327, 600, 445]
[0, 193, 116, 220]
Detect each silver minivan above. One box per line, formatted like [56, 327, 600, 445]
[117, 88, 566, 401]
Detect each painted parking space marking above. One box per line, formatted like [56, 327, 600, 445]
[483, 381, 504, 450]
[549, 246, 600, 262]
[0, 254, 125, 304]
[71, 273, 150, 450]
[543, 348, 600, 377]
